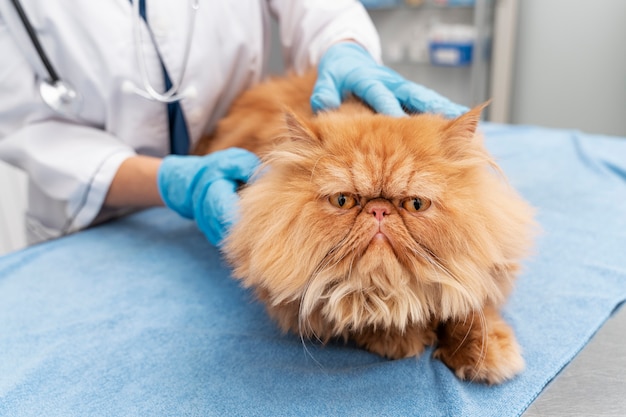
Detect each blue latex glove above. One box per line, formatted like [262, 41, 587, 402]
[157, 148, 260, 246]
[311, 42, 469, 118]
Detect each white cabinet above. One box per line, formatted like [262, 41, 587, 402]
[366, 1, 491, 105]
[363, 0, 517, 121]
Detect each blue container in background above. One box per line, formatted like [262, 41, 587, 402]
[427, 24, 476, 66]
[359, 0, 402, 8]
[429, 41, 473, 66]
[431, 0, 475, 5]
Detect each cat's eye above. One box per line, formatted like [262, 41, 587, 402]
[401, 197, 432, 213]
[329, 193, 358, 209]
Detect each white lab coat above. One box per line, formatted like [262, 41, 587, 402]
[0, 0, 380, 243]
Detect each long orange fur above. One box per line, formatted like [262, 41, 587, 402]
[195, 71, 535, 384]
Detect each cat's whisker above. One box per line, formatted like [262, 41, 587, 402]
[298, 263, 323, 342]
[474, 309, 489, 382]
[299, 332, 325, 370]
[464, 309, 488, 383]
[411, 245, 462, 293]
[294, 280, 321, 365]
[309, 233, 353, 278]
[450, 312, 474, 358]
[309, 155, 327, 184]
[347, 249, 357, 282]
[297, 277, 318, 339]
[415, 244, 460, 283]
[297, 233, 355, 339]
[410, 243, 481, 317]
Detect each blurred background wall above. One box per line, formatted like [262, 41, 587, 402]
[510, 0, 626, 137]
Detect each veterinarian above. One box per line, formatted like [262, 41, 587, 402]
[0, 0, 467, 246]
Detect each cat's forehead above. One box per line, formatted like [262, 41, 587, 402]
[310, 114, 451, 197]
[315, 142, 445, 199]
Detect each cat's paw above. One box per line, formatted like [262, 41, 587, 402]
[355, 326, 437, 360]
[434, 333, 524, 384]
[434, 309, 524, 384]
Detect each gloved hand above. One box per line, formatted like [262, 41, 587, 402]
[311, 42, 468, 118]
[157, 148, 260, 246]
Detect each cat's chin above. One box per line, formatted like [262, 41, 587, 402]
[357, 238, 397, 274]
[320, 243, 432, 334]
[371, 232, 390, 244]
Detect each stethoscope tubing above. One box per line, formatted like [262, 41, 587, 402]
[130, 0, 198, 103]
[9, 0, 199, 115]
[9, 0, 60, 83]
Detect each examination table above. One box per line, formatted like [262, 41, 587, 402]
[1, 123, 625, 417]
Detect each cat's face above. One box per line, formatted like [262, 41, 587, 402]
[224, 106, 533, 337]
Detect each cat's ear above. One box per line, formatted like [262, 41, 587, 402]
[284, 110, 321, 146]
[444, 101, 490, 140]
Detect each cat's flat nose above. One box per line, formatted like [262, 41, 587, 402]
[367, 202, 390, 222]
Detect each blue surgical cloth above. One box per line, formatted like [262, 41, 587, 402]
[0, 123, 625, 417]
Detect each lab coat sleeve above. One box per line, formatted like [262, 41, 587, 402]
[0, 123, 136, 238]
[268, 0, 382, 73]
[0, 19, 136, 240]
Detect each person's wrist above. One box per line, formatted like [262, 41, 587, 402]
[104, 155, 166, 208]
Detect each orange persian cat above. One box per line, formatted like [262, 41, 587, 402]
[195, 71, 535, 384]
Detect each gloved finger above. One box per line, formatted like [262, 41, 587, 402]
[211, 148, 261, 183]
[195, 178, 240, 246]
[310, 73, 342, 113]
[394, 82, 469, 118]
[352, 79, 406, 117]
[158, 155, 200, 219]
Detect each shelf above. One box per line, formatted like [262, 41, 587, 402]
[361, 1, 476, 11]
[365, 0, 494, 108]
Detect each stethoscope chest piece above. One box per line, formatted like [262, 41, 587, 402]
[10, 0, 83, 117]
[13, 0, 198, 115]
[39, 79, 82, 117]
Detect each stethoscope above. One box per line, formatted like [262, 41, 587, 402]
[9, 0, 199, 118]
